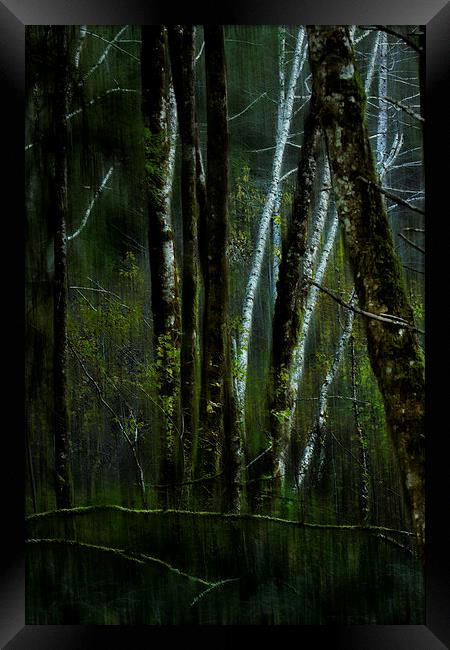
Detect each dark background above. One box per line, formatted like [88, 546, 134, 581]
[0, 0, 448, 647]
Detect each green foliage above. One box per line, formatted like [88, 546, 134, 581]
[410, 298, 424, 325]
[229, 163, 265, 265]
[270, 408, 291, 423]
[119, 251, 144, 289]
[143, 127, 168, 187]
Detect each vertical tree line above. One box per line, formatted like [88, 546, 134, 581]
[26, 25, 424, 560]
[50, 27, 74, 510]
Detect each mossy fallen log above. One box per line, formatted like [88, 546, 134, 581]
[26, 504, 424, 624]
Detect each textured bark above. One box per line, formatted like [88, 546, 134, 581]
[307, 26, 425, 555]
[252, 106, 321, 512]
[298, 294, 356, 490]
[50, 27, 74, 510]
[290, 168, 335, 398]
[377, 33, 389, 174]
[168, 26, 200, 486]
[350, 334, 370, 522]
[197, 26, 240, 511]
[141, 26, 182, 503]
[236, 27, 307, 415]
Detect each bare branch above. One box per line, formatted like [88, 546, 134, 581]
[83, 27, 139, 78]
[195, 40, 205, 62]
[26, 538, 211, 585]
[398, 232, 425, 254]
[357, 177, 425, 215]
[361, 26, 423, 54]
[66, 88, 137, 121]
[190, 578, 240, 607]
[378, 95, 424, 123]
[308, 280, 424, 334]
[68, 167, 113, 241]
[228, 92, 267, 122]
[27, 504, 416, 538]
[69, 342, 147, 505]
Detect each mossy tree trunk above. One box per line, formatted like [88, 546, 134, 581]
[167, 26, 200, 491]
[254, 107, 321, 512]
[50, 26, 74, 510]
[197, 26, 240, 511]
[141, 27, 182, 505]
[307, 26, 425, 555]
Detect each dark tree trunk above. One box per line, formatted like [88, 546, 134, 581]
[50, 26, 74, 510]
[195, 124, 208, 281]
[167, 26, 200, 490]
[307, 26, 425, 557]
[197, 26, 240, 511]
[141, 26, 182, 505]
[252, 107, 321, 513]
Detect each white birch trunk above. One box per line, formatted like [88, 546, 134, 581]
[271, 28, 288, 292]
[74, 25, 87, 68]
[364, 32, 380, 94]
[377, 33, 389, 174]
[164, 82, 178, 217]
[290, 180, 337, 395]
[159, 82, 179, 327]
[280, 167, 338, 475]
[277, 27, 286, 133]
[236, 27, 307, 410]
[271, 190, 282, 294]
[293, 33, 386, 487]
[297, 293, 356, 489]
[292, 32, 403, 488]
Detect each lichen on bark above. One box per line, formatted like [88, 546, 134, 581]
[307, 26, 425, 556]
[141, 26, 182, 505]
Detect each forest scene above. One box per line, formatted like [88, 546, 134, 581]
[25, 25, 425, 625]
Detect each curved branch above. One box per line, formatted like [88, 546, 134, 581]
[26, 504, 415, 537]
[68, 167, 113, 241]
[26, 538, 210, 585]
[308, 280, 424, 334]
[357, 177, 425, 215]
[398, 232, 425, 254]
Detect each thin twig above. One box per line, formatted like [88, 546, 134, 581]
[358, 176, 425, 215]
[398, 232, 425, 254]
[148, 472, 223, 490]
[26, 538, 211, 585]
[66, 88, 137, 120]
[308, 280, 424, 334]
[68, 167, 114, 241]
[228, 92, 267, 122]
[361, 26, 423, 54]
[84, 28, 139, 65]
[190, 578, 240, 607]
[83, 26, 130, 81]
[380, 95, 424, 123]
[245, 445, 272, 469]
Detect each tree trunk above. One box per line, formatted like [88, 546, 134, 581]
[298, 293, 356, 490]
[197, 26, 240, 511]
[307, 26, 425, 556]
[167, 26, 200, 491]
[50, 27, 74, 510]
[141, 26, 182, 505]
[350, 333, 371, 523]
[236, 27, 307, 419]
[252, 106, 320, 512]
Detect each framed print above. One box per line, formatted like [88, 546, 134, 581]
[1, 0, 449, 646]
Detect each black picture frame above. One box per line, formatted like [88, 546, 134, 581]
[1, 0, 449, 646]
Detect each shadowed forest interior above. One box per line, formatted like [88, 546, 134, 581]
[25, 25, 425, 624]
